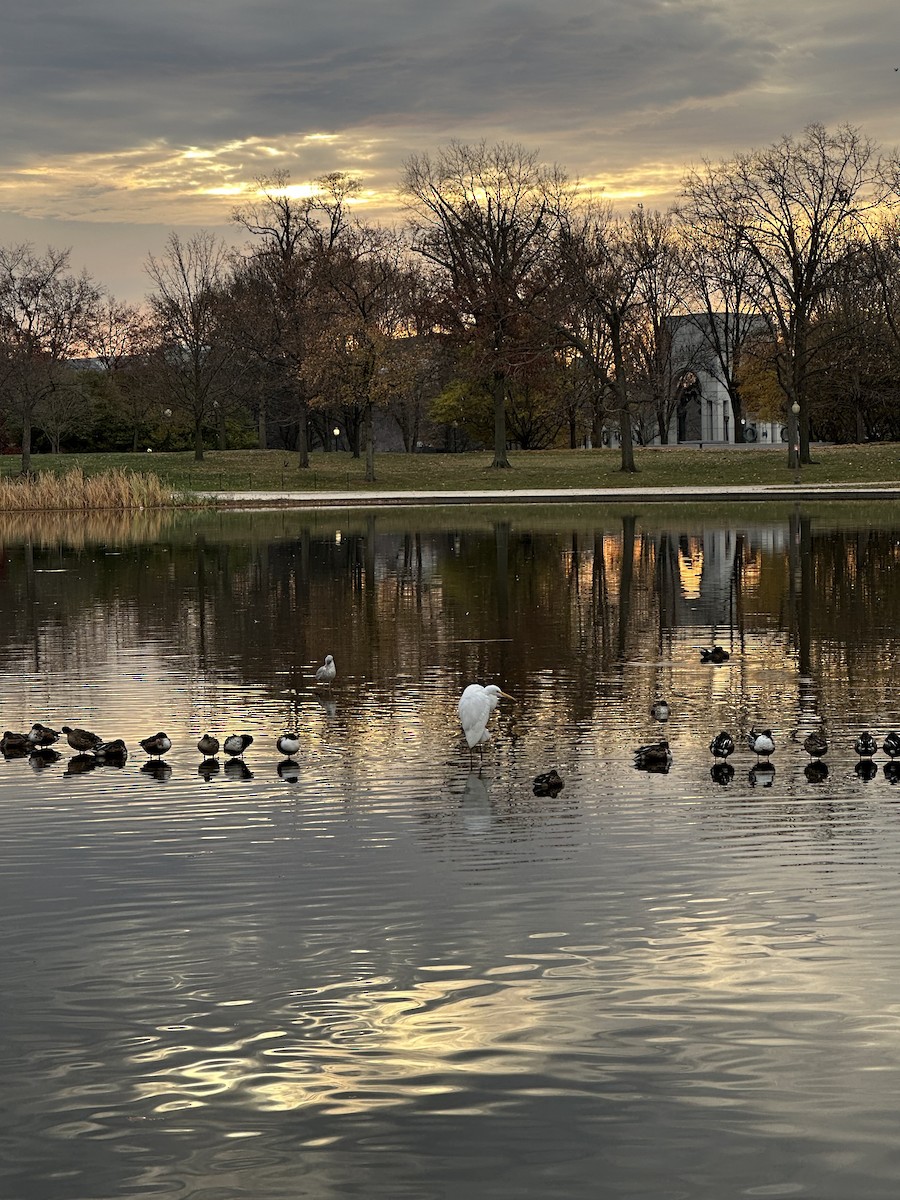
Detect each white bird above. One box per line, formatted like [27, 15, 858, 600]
[458, 683, 515, 762]
[315, 655, 336, 687]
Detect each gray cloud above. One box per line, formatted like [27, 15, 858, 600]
[1, 0, 897, 298]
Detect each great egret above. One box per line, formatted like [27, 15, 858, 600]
[709, 730, 735, 761]
[315, 655, 336, 687]
[458, 683, 514, 762]
[197, 733, 220, 757]
[140, 732, 172, 758]
[61, 725, 103, 753]
[224, 733, 253, 758]
[748, 728, 775, 759]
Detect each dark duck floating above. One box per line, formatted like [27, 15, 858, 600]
[709, 730, 735, 761]
[533, 769, 564, 796]
[634, 741, 672, 772]
[700, 646, 730, 664]
[96, 739, 128, 764]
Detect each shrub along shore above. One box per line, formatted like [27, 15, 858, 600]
[0, 445, 897, 508]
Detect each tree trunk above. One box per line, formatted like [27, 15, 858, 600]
[612, 327, 636, 473]
[217, 408, 227, 451]
[194, 418, 204, 462]
[364, 401, 376, 483]
[491, 369, 511, 468]
[21, 414, 32, 476]
[257, 397, 267, 450]
[296, 399, 309, 469]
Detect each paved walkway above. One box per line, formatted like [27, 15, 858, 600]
[195, 482, 900, 509]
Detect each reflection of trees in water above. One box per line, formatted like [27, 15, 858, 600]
[0, 509, 898, 749]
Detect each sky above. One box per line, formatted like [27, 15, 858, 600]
[1, 0, 898, 303]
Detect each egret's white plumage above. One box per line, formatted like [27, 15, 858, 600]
[315, 655, 336, 687]
[458, 683, 514, 754]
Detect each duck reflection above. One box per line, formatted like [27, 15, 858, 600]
[277, 759, 301, 783]
[198, 757, 220, 781]
[65, 753, 98, 776]
[855, 759, 879, 782]
[29, 748, 62, 770]
[710, 761, 735, 786]
[804, 760, 829, 784]
[224, 759, 254, 782]
[884, 761, 900, 785]
[748, 762, 776, 788]
[141, 760, 172, 782]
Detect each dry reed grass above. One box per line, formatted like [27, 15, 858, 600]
[0, 468, 176, 512]
[0, 507, 176, 549]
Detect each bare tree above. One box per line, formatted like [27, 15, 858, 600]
[92, 296, 156, 451]
[0, 244, 100, 473]
[232, 170, 357, 465]
[145, 232, 237, 461]
[401, 140, 569, 468]
[681, 123, 888, 466]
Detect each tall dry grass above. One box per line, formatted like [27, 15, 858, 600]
[0, 468, 176, 511]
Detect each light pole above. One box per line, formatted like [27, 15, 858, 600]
[333, 426, 340, 453]
[791, 400, 801, 484]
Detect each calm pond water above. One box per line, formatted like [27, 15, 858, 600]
[2, 501, 900, 1200]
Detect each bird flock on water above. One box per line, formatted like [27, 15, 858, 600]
[457, 645, 900, 792]
[0, 656, 337, 779]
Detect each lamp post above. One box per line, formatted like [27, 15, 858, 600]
[791, 400, 801, 484]
[333, 426, 341, 453]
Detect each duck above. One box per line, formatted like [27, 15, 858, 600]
[650, 699, 670, 721]
[224, 733, 253, 758]
[96, 739, 129, 764]
[315, 654, 336, 687]
[634, 740, 672, 771]
[748, 728, 775, 759]
[61, 725, 102, 754]
[27, 723, 60, 747]
[854, 731, 878, 759]
[276, 732, 301, 759]
[140, 732, 172, 759]
[1, 730, 31, 756]
[700, 646, 730, 664]
[883, 731, 900, 760]
[533, 769, 564, 796]
[197, 733, 220, 757]
[802, 731, 828, 759]
[709, 730, 735, 761]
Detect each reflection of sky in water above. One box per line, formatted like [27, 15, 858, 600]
[2, 507, 900, 1198]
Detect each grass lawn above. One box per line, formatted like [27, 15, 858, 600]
[5, 443, 899, 493]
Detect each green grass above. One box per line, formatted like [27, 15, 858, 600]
[5, 443, 899, 494]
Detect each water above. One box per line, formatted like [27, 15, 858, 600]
[2, 502, 900, 1199]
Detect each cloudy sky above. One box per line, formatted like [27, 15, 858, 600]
[1, 0, 897, 301]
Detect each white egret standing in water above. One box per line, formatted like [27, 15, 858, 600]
[458, 683, 515, 764]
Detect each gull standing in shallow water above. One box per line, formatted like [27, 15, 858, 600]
[315, 655, 336, 687]
[458, 683, 515, 764]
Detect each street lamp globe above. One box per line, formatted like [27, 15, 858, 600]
[791, 401, 800, 416]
